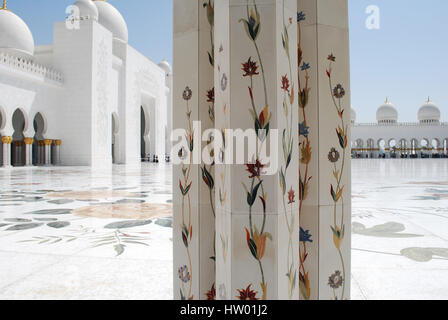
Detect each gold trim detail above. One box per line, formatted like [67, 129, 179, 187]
[1, 136, 12, 144]
[0, 0, 7, 11]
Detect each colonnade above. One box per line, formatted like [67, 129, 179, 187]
[352, 138, 448, 159]
[0, 137, 62, 168]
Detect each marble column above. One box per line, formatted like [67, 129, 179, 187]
[43, 139, 53, 166]
[1, 136, 12, 168]
[173, 0, 216, 300]
[13, 141, 24, 166]
[24, 138, 34, 167]
[297, 0, 351, 300]
[52, 140, 62, 165]
[214, 0, 300, 300]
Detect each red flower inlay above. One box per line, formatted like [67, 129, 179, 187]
[242, 57, 260, 77]
[236, 284, 259, 300]
[245, 159, 265, 179]
[281, 75, 290, 92]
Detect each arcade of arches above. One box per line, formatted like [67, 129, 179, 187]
[352, 137, 448, 159]
[0, 109, 62, 168]
[1, 107, 158, 168]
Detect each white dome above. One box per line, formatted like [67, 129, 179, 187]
[158, 60, 172, 75]
[73, 0, 99, 21]
[0, 8, 34, 58]
[418, 98, 440, 123]
[351, 106, 356, 123]
[376, 99, 398, 123]
[94, 0, 128, 42]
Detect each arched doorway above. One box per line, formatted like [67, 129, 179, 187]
[356, 139, 364, 158]
[33, 113, 45, 165]
[389, 139, 397, 158]
[378, 139, 386, 157]
[12, 109, 26, 166]
[431, 138, 440, 156]
[111, 113, 119, 164]
[141, 106, 150, 162]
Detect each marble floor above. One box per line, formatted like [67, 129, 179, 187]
[0, 160, 447, 300]
[351, 159, 448, 300]
[0, 164, 173, 300]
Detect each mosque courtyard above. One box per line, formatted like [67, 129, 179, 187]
[0, 160, 447, 300]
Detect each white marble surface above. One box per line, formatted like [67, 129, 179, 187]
[351, 159, 448, 300]
[0, 160, 447, 300]
[0, 164, 173, 300]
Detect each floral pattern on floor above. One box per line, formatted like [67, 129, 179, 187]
[0, 164, 173, 300]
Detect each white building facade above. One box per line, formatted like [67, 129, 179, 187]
[352, 98, 448, 158]
[0, 0, 172, 168]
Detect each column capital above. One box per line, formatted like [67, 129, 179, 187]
[14, 140, 24, 147]
[43, 139, 53, 146]
[1, 136, 12, 144]
[53, 139, 62, 146]
[24, 138, 34, 145]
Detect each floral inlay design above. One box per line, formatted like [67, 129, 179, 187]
[206, 283, 216, 300]
[203, 0, 214, 67]
[236, 284, 259, 300]
[202, 0, 216, 300]
[296, 10, 313, 301]
[239, 0, 271, 300]
[326, 53, 349, 300]
[178, 86, 194, 301]
[279, 1, 297, 299]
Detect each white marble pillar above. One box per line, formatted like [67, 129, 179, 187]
[173, 0, 216, 300]
[24, 138, 34, 167]
[52, 140, 62, 165]
[297, 0, 351, 300]
[1, 136, 12, 168]
[43, 139, 53, 166]
[214, 0, 300, 300]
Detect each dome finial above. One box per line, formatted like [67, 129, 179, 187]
[1, 0, 7, 10]
[427, 96, 431, 103]
[385, 96, 389, 104]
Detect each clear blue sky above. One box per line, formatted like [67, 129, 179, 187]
[8, 0, 447, 123]
[9, 0, 173, 64]
[349, 0, 448, 122]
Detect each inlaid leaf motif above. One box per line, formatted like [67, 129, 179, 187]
[201, 166, 214, 190]
[104, 220, 152, 230]
[114, 244, 126, 257]
[6, 223, 43, 231]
